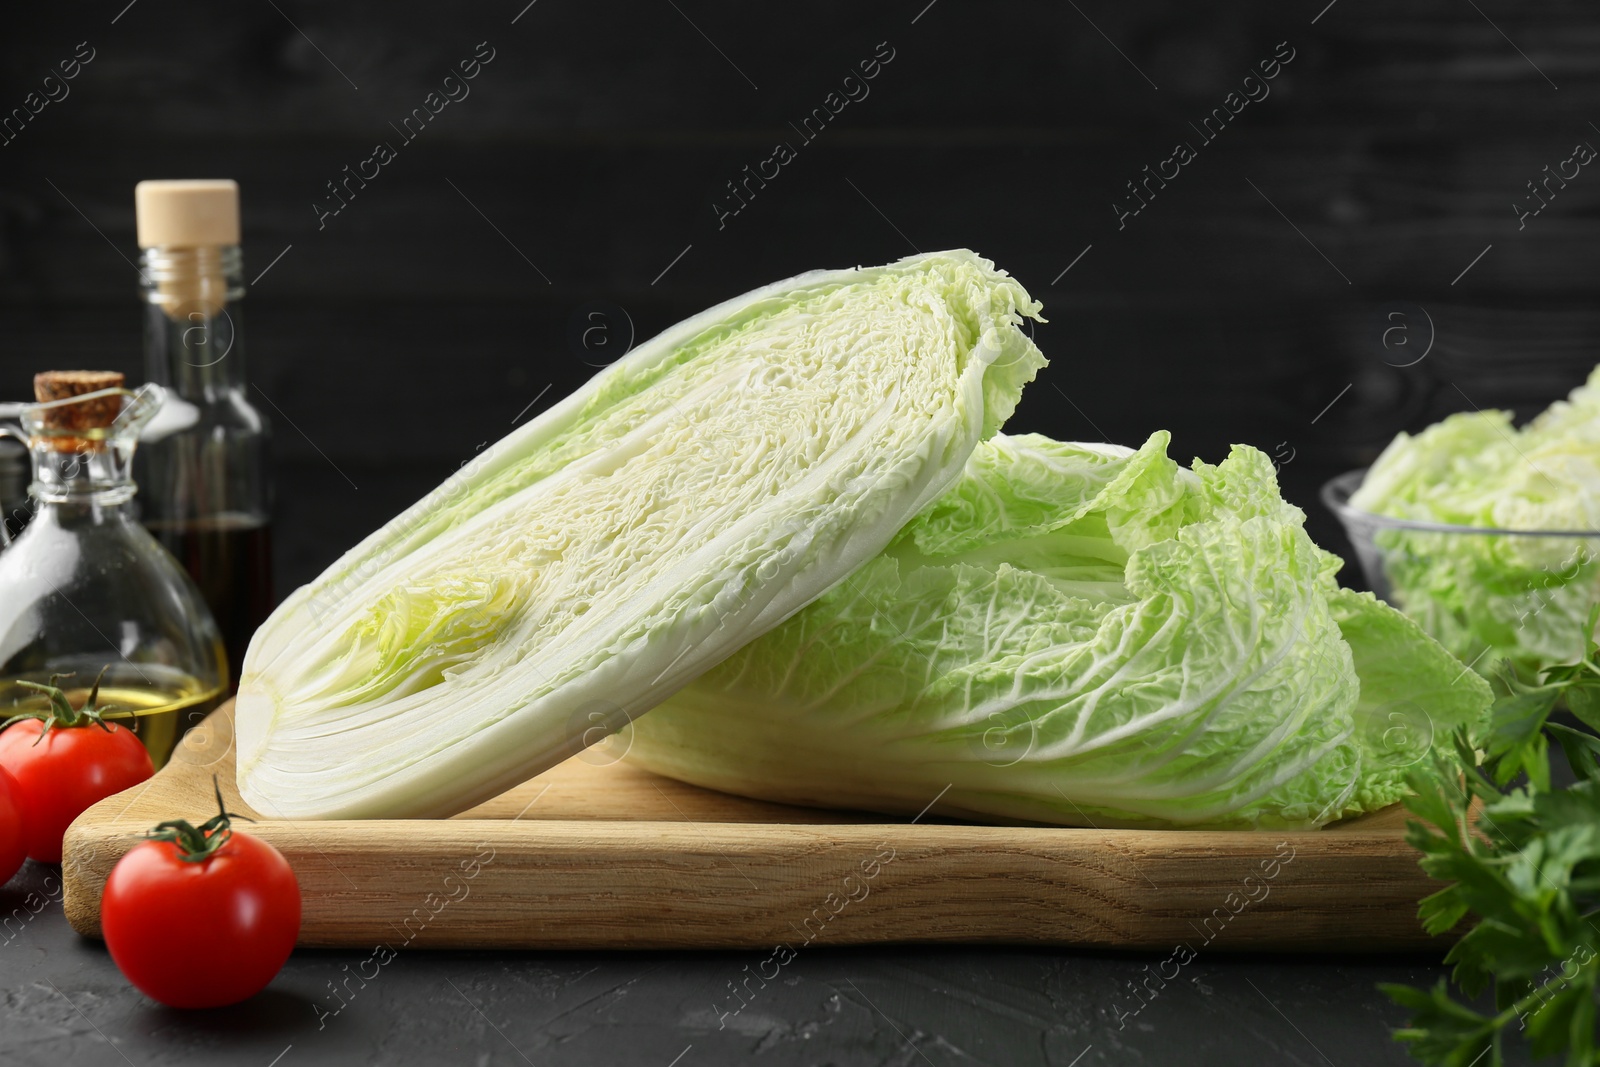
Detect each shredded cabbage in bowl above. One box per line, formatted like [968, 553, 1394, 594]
[1340, 366, 1600, 677]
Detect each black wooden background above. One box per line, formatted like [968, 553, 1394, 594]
[0, 0, 1592, 594]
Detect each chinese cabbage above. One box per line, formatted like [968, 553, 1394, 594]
[627, 434, 1492, 829]
[235, 250, 1045, 818]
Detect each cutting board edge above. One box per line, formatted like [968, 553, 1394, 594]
[60, 704, 1444, 952]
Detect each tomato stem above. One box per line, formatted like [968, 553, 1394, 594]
[0, 666, 129, 743]
[146, 776, 255, 864]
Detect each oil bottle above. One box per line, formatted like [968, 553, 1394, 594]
[0, 372, 227, 768]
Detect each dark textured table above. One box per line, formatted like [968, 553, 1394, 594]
[1, 857, 1514, 1067]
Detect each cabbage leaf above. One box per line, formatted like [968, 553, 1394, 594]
[627, 434, 1492, 829]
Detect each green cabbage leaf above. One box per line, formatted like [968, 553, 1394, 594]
[627, 433, 1492, 829]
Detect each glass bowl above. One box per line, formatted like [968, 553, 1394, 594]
[1322, 469, 1600, 679]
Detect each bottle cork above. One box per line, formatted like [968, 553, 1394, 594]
[135, 179, 240, 322]
[33, 370, 125, 447]
[135, 180, 240, 248]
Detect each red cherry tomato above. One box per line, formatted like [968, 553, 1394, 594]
[0, 766, 25, 885]
[102, 829, 300, 1009]
[0, 719, 153, 863]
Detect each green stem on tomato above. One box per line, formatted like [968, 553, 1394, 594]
[145, 776, 254, 864]
[1, 666, 128, 741]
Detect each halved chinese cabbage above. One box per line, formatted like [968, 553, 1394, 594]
[235, 250, 1045, 818]
[627, 433, 1492, 829]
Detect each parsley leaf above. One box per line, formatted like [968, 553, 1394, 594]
[1386, 607, 1600, 1066]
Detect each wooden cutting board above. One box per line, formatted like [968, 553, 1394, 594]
[61, 702, 1446, 952]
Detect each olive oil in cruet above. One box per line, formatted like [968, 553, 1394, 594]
[0, 373, 228, 769]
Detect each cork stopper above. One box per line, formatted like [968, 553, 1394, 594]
[33, 370, 125, 442]
[135, 180, 240, 248]
[136, 180, 241, 323]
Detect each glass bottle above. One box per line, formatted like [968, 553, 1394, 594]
[0, 434, 27, 540]
[0, 375, 228, 769]
[133, 179, 274, 691]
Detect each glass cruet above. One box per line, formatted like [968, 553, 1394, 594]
[0, 377, 227, 769]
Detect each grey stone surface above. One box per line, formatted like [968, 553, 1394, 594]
[0, 859, 1506, 1067]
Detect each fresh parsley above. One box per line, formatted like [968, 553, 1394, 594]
[1385, 608, 1600, 1066]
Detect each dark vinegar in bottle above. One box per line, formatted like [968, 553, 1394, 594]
[146, 513, 273, 691]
